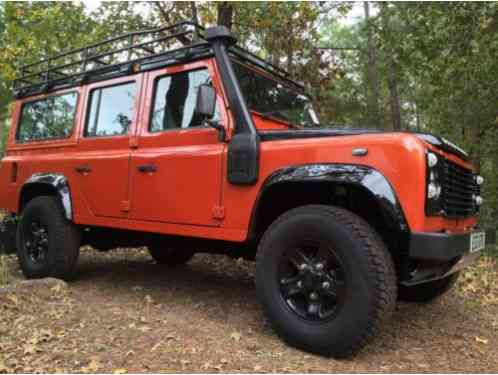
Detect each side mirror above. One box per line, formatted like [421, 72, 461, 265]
[195, 84, 216, 119]
[195, 84, 226, 141]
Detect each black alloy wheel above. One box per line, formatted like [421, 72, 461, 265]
[278, 241, 347, 322]
[24, 221, 49, 264]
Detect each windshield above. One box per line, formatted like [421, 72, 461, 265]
[231, 60, 320, 128]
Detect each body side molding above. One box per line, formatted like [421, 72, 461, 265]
[21, 173, 73, 220]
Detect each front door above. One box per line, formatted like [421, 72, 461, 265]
[73, 75, 142, 219]
[130, 61, 226, 226]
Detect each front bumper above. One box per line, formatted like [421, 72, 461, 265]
[409, 228, 496, 261]
[402, 228, 496, 286]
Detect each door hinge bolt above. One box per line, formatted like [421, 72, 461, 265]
[212, 206, 225, 219]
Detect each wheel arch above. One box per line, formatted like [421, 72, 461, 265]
[248, 164, 410, 260]
[19, 173, 73, 220]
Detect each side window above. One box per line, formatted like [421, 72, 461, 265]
[85, 82, 136, 137]
[150, 68, 219, 132]
[17, 92, 78, 142]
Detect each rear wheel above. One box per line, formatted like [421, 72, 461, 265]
[17, 196, 81, 280]
[148, 246, 194, 267]
[255, 205, 397, 358]
[398, 272, 459, 302]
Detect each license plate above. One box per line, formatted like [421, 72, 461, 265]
[470, 231, 486, 253]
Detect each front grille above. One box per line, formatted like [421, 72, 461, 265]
[441, 159, 479, 218]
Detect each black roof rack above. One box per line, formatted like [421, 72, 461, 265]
[13, 21, 302, 99]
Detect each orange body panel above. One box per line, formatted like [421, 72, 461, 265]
[0, 57, 477, 243]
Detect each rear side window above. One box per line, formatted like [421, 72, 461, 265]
[150, 69, 218, 132]
[17, 92, 78, 142]
[85, 82, 136, 137]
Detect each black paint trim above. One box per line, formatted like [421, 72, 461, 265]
[21, 173, 73, 220]
[413, 133, 469, 161]
[205, 26, 259, 185]
[258, 130, 469, 164]
[259, 128, 382, 142]
[409, 228, 496, 262]
[254, 163, 409, 233]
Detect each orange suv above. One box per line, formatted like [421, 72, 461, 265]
[0, 22, 495, 357]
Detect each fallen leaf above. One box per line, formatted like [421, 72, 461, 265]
[137, 325, 150, 333]
[113, 368, 127, 374]
[51, 284, 63, 294]
[230, 331, 242, 342]
[82, 359, 100, 373]
[23, 344, 40, 356]
[475, 336, 489, 344]
[6, 294, 18, 305]
[151, 342, 162, 352]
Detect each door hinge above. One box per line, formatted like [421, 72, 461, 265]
[212, 205, 225, 219]
[129, 137, 138, 149]
[120, 200, 131, 212]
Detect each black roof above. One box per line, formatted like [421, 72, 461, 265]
[13, 21, 304, 99]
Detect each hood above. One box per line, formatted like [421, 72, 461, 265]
[258, 127, 469, 161]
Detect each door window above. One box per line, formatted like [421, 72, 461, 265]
[85, 82, 137, 137]
[150, 69, 219, 132]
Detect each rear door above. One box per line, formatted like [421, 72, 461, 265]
[72, 75, 143, 219]
[130, 61, 227, 226]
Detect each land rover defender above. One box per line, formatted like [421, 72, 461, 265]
[0, 22, 494, 357]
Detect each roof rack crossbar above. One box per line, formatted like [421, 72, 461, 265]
[13, 22, 205, 94]
[16, 41, 211, 95]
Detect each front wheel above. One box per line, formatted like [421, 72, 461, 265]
[255, 205, 397, 358]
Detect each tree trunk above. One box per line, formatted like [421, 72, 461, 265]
[286, 20, 294, 75]
[190, 1, 200, 40]
[414, 101, 421, 131]
[190, 2, 199, 24]
[387, 62, 402, 130]
[380, 3, 402, 130]
[364, 1, 381, 129]
[217, 2, 234, 29]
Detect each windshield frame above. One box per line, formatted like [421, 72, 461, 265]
[228, 48, 319, 128]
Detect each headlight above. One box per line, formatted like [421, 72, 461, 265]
[427, 152, 438, 168]
[425, 152, 444, 215]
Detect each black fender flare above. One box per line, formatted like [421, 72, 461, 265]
[250, 163, 409, 237]
[20, 173, 73, 220]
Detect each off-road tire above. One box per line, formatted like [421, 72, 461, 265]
[255, 204, 397, 358]
[148, 246, 194, 267]
[17, 196, 81, 280]
[398, 272, 459, 303]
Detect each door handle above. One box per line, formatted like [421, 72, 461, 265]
[137, 164, 157, 173]
[75, 165, 91, 174]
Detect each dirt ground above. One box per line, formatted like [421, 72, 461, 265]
[1, 248, 498, 373]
